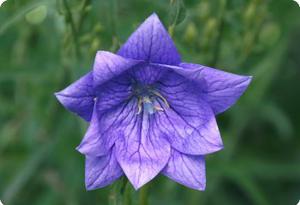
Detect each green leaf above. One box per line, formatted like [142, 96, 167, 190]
[223, 166, 270, 205]
[260, 102, 293, 140]
[168, 0, 186, 27]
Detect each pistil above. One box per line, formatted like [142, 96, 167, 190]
[134, 84, 169, 115]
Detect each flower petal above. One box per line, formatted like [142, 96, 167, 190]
[162, 149, 206, 191]
[77, 80, 133, 156]
[55, 72, 94, 121]
[85, 148, 123, 190]
[96, 74, 133, 113]
[93, 51, 140, 88]
[155, 73, 223, 155]
[178, 63, 252, 114]
[114, 99, 171, 190]
[117, 13, 181, 65]
[76, 104, 113, 156]
[130, 63, 166, 84]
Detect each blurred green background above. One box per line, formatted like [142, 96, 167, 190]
[0, 0, 300, 204]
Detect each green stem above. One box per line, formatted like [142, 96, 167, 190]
[123, 182, 131, 205]
[109, 177, 130, 205]
[139, 185, 149, 205]
[78, 0, 91, 32]
[168, 0, 181, 37]
[109, 0, 118, 36]
[62, 0, 80, 58]
[210, 0, 227, 67]
[109, 183, 119, 205]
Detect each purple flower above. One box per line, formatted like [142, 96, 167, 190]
[55, 13, 251, 191]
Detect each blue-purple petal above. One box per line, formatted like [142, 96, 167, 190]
[77, 82, 134, 156]
[76, 103, 114, 156]
[93, 51, 140, 88]
[114, 100, 171, 190]
[55, 72, 94, 121]
[117, 13, 181, 65]
[96, 75, 132, 114]
[162, 149, 206, 190]
[155, 73, 223, 155]
[130, 63, 166, 84]
[179, 63, 252, 114]
[85, 148, 123, 190]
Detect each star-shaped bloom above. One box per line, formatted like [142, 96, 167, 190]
[55, 13, 252, 191]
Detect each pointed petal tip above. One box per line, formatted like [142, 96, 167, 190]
[85, 179, 114, 191]
[54, 91, 61, 99]
[75, 143, 94, 156]
[187, 182, 206, 191]
[179, 143, 224, 155]
[75, 141, 95, 156]
[238, 75, 252, 95]
[196, 182, 206, 191]
[54, 91, 67, 106]
[247, 75, 253, 85]
[132, 184, 141, 191]
[123, 172, 154, 191]
[199, 183, 206, 191]
[165, 176, 206, 191]
[149, 12, 159, 19]
[131, 180, 147, 191]
[95, 50, 109, 56]
[210, 144, 224, 154]
[243, 76, 252, 91]
[85, 181, 103, 191]
[245, 75, 253, 83]
[85, 178, 124, 191]
[146, 12, 164, 27]
[85, 183, 96, 191]
[75, 144, 84, 154]
[142, 12, 162, 27]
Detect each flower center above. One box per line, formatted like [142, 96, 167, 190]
[132, 83, 169, 115]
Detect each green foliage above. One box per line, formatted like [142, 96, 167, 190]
[0, 0, 300, 204]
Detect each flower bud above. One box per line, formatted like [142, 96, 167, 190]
[90, 38, 100, 54]
[183, 22, 197, 44]
[80, 34, 93, 44]
[197, 1, 210, 20]
[93, 23, 103, 33]
[203, 18, 218, 38]
[258, 22, 281, 47]
[25, 5, 47, 25]
[244, 2, 256, 24]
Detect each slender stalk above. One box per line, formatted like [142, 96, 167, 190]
[109, 183, 119, 205]
[107, 0, 120, 52]
[139, 185, 149, 205]
[210, 0, 227, 67]
[62, 0, 80, 58]
[168, 0, 182, 37]
[78, 0, 91, 32]
[109, 177, 130, 205]
[109, 0, 118, 37]
[123, 182, 132, 205]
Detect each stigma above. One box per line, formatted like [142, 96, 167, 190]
[137, 96, 165, 115]
[133, 84, 169, 115]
